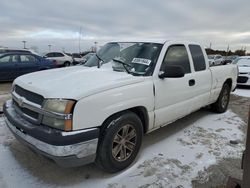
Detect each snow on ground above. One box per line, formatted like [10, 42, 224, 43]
[233, 88, 250, 98]
[0, 110, 245, 188]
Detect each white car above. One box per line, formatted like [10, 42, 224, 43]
[234, 56, 250, 86]
[44, 52, 73, 67]
[208, 54, 224, 66]
[3, 40, 237, 172]
[72, 53, 85, 65]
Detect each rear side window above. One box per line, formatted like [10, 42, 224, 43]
[46, 53, 53, 57]
[161, 45, 191, 74]
[20, 55, 38, 63]
[189, 45, 206, 71]
[54, 53, 64, 57]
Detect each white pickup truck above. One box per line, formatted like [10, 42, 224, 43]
[3, 40, 238, 172]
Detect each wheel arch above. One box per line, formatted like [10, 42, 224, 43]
[224, 78, 232, 90]
[100, 106, 149, 135]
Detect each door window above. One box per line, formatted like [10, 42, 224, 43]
[160, 45, 191, 73]
[0, 55, 19, 63]
[0, 55, 11, 63]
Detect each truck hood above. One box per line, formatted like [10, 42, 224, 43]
[238, 66, 250, 73]
[14, 66, 145, 100]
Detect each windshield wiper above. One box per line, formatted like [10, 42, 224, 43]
[112, 58, 132, 74]
[96, 53, 104, 68]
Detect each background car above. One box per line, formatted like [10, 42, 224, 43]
[81, 52, 95, 64]
[208, 54, 224, 66]
[223, 55, 239, 64]
[44, 52, 73, 67]
[72, 53, 85, 65]
[0, 52, 57, 81]
[234, 56, 250, 86]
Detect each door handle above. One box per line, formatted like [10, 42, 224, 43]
[189, 79, 195, 86]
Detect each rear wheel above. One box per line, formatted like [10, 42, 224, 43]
[96, 111, 143, 173]
[64, 61, 71, 67]
[211, 84, 230, 113]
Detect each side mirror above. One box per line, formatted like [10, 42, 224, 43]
[158, 65, 185, 79]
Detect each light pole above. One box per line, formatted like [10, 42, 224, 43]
[22, 41, 27, 49]
[94, 41, 98, 52]
[48, 44, 52, 52]
[79, 27, 82, 54]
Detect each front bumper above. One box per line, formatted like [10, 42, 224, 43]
[3, 100, 100, 167]
[237, 74, 250, 86]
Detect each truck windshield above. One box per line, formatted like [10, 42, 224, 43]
[84, 42, 163, 76]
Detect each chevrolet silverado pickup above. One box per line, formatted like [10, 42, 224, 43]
[3, 40, 238, 172]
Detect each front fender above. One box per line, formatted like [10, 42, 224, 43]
[72, 79, 154, 130]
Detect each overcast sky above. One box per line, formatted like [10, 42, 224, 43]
[0, 0, 249, 53]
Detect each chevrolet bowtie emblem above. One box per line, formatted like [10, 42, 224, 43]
[17, 97, 25, 107]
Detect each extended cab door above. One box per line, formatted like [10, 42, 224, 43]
[187, 44, 211, 108]
[153, 44, 210, 128]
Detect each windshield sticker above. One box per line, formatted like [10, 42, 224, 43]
[132, 58, 152, 66]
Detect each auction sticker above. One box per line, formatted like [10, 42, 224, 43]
[132, 58, 151, 66]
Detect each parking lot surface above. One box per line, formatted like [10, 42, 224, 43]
[0, 85, 249, 187]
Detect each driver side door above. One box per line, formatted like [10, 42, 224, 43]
[153, 44, 197, 128]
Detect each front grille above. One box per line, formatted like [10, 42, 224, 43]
[13, 85, 44, 121]
[237, 76, 248, 83]
[13, 100, 39, 120]
[14, 85, 44, 105]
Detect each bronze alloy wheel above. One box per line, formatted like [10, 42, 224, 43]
[96, 111, 143, 172]
[112, 124, 137, 162]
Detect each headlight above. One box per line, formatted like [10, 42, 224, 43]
[43, 99, 75, 113]
[42, 99, 75, 131]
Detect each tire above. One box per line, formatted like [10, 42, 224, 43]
[64, 61, 71, 67]
[211, 84, 230, 113]
[96, 111, 143, 173]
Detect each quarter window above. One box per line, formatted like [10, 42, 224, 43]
[161, 45, 191, 73]
[189, 45, 206, 71]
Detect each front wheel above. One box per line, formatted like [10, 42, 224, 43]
[96, 112, 143, 173]
[211, 84, 230, 113]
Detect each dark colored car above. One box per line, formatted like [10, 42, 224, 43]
[72, 53, 84, 65]
[0, 52, 57, 81]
